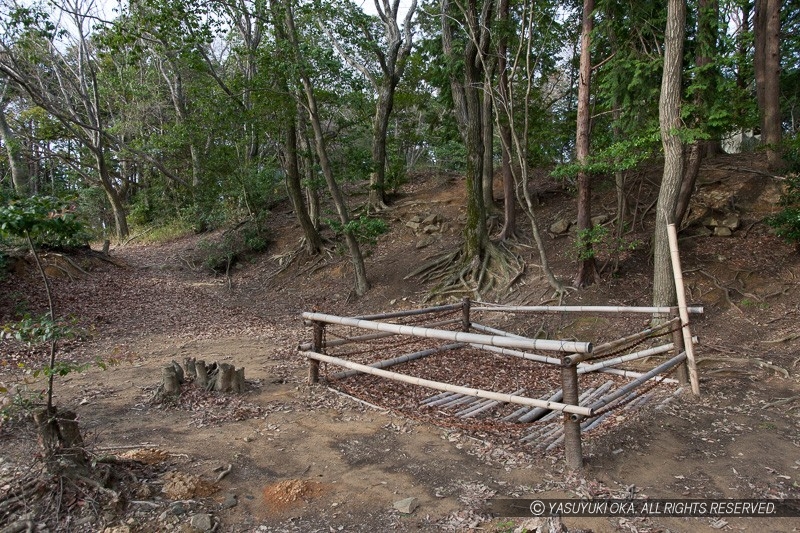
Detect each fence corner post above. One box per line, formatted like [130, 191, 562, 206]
[309, 321, 324, 384]
[461, 297, 471, 332]
[561, 359, 583, 472]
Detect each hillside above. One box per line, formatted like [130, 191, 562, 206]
[0, 152, 798, 533]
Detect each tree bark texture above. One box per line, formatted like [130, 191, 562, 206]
[0, 106, 30, 195]
[653, 0, 686, 310]
[755, 0, 782, 169]
[282, 0, 369, 296]
[574, 0, 596, 288]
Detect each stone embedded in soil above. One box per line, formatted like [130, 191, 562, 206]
[549, 219, 571, 234]
[221, 493, 238, 509]
[714, 226, 733, 237]
[189, 513, 214, 531]
[393, 497, 419, 514]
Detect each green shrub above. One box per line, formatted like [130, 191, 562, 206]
[765, 136, 800, 251]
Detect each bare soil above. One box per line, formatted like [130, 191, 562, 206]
[1, 153, 798, 533]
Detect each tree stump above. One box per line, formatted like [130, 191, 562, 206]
[158, 359, 246, 395]
[33, 407, 86, 466]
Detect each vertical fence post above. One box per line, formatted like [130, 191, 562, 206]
[461, 298, 471, 332]
[670, 310, 690, 385]
[309, 321, 324, 384]
[561, 359, 583, 472]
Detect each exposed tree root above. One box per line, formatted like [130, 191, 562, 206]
[405, 241, 524, 302]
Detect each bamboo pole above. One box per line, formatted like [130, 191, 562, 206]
[667, 223, 700, 396]
[469, 343, 563, 366]
[589, 352, 687, 411]
[471, 305, 704, 314]
[457, 389, 525, 418]
[329, 343, 464, 380]
[563, 317, 681, 366]
[298, 319, 461, 350]
[594, 367, 679, 384]
[470, 322, 529, 339]
[301, 312, 592, 353]
[423, 392, 461, 407]
[299, 350, 594, 416]
[518, 390, 565, 422]
[461, 297, 471, 332]
[576, 339, 696, 373]
[353, 303, 463, 321]
[421, 391, 453, 405]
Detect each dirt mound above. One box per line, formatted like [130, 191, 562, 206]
[262, 479, 325, 514]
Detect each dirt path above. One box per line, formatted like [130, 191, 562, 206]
[2, 154, 799, 532]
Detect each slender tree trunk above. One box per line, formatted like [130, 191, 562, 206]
[497, 0, 515, 240]
[675, 0, 717, 227]
[574, 0, 595, 288]
[282, 0, 369, 295]
[368, 83, 394, 210]
[285, 117, 323, 254]
[482, 67, 496, 213]
[0, 108, 30, 195]
[653, 0, 686, 311]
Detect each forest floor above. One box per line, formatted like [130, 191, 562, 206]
[1, 152, 799, 533]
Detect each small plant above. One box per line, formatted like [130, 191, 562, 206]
[574, 224, 642, 262]
[765, 173, 800, 252]
[328, 215, 389, 246]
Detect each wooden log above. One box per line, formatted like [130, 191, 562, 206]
[470, 304, 704, 314]
[301, 312, 592, 353]
[298, 319, 461, 350]
[671, 310, 690, 385]
[215, 363, 235, 392]
[561, 362, 583, 471]
[563, 317, 681, 366]
[352, 302, 463, 321]
[195, 360, 208, 389]
[667, 223, 700, 395]
[300, 350, 594, 416]
[329, 342, 464, 380]
[309, 321, 323, 384]
[162, 366, 181, 395]
[590, 352, 687, 411]
[171, 360, 185, 383]
[184, 357, 197, 379]
[461, 297, 471, 332]
[233, 367, 245, 393]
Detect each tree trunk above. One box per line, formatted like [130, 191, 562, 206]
[368, 82, 395, 210]
[95, 151, 130, 241]
[755, 0, 782, 169]
[282, 1, 369, 296]
[496, 0, 515, 240]
[0, 108, 30, 196]
[285, 117, 323, 254]
[482, 67, 496, 214]
[574, 0, 596, 288]
[442, 0, 494, 261]
[675, 0, 718, 227]
[652, 0, 686, 311]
